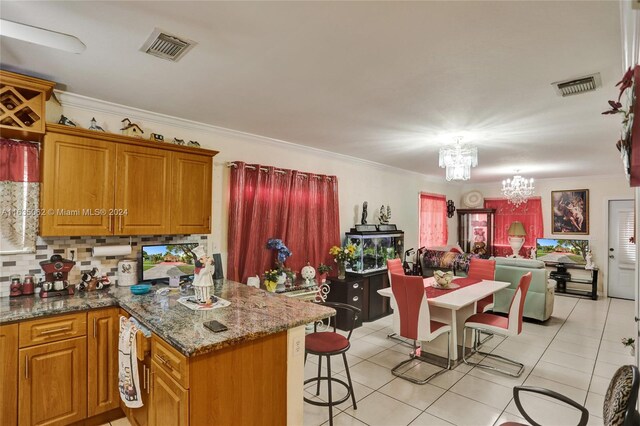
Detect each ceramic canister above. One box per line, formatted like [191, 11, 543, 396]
[117, 259, 138, 287]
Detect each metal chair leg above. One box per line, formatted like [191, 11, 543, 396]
[462, 326, 525, 377]
[326, 355, 333, 426]
[342, 352, 357, 409]
[316, 356, 322, 395]
[391, 335, 451, 385]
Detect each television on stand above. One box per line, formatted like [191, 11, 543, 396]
[535, 238, 589, 266]
[139, 243, 200, 284]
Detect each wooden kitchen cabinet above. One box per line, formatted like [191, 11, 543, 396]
[149, 360, 189, 426]
[40, 132, 116, 236]
[170, 151, 212, 234]
[88, 308, 119, 417]
[40, 124, 217, 237]
[1, 324, 18, 426]
[18, 336, 87, 426]
[129, 356, 151, 426]
[0, 70, 55, 141]
[114, 144, 171, 235]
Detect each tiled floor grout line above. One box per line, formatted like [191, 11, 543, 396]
[583, 297, 612, 407]
[490, 295, 582, 424]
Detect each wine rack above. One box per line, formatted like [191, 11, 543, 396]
[0, 70, 55, 140]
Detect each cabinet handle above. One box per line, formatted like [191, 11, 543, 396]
[156, 354, 172, 369]
[40, 326, 71, 335]
[352, 296, 359, 302]
[352, 283, 359, 289]
[25, 355, 29, 379]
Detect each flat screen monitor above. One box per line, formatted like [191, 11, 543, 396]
[140, 243, 200, 282]
[536, 238, 589, 265]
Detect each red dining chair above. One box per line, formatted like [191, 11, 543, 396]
[390, 273, 452, 384]
[387, 258, 404, 283]
[462, 272, 532, 377]
[467, 258, 496, 313]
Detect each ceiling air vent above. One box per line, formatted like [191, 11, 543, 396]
[140, 28, 196, 62]
[552, 73, 601, 97]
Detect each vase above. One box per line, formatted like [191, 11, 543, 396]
[276, 273, 287, 292]
[338, 263, 346, 280]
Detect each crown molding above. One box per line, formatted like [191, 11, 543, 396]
[55, 90, 451, 184]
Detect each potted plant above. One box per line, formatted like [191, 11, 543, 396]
[317, 263, 332, 283]
[263, 269, 279, 293]
[622, 337, 636, 356]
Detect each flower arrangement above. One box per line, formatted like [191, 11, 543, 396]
[266, 238, 292, 265]
[317, 263, 332, 274]
[263, 269, 280, 292]
[329, 244, 357, 263]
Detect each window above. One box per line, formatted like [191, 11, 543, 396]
[419, 192, 448, 248]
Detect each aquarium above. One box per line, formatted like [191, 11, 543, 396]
[345, 230, 404, 274]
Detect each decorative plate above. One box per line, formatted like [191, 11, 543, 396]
[463, 191, 484, 208]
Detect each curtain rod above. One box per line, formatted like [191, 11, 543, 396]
[226, 162, 333, 180]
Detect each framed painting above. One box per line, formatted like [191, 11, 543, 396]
[551, 189, 589, 235]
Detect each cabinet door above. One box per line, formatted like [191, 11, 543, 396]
[1, 324, 18, 426]
[87, 308, 119, 417]
[19, 337, 87, 426]
[41, 132, 116, 236]
[114, 144, 171, 235]
[149, 361, 188, 426]
[170, 152, 212, 234]
[129, 356, 151, 426]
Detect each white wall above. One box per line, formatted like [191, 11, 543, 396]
[462, 175, 634, 296]
[49, 92, 462, 268]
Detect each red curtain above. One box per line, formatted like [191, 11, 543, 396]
[0, 139, 39, 182]
[419, 193, 448, 248]
[227, 162, 340, 283]
[484, 197, 543, 258]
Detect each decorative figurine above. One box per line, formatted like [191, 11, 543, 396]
[361, 201, 368, 225]
[187, 140, 200, 147]
[378, 205, 390, 224]
[88, 117, 105, 132]
[173, 138, 185, 145]
[301, 263, 316, 285]
[120, 118, 144, 138]
[58, 114, 77, 127]
[150, 133, 164, 142]
[585, 250, 595, 270]
[530, 246, 537, 260]
[192, 246, 214, 303]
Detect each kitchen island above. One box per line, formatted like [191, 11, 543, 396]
[0, 280, 334, 426]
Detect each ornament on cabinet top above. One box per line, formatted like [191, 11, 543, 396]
[150, 133, 164, 142]
[120, 118, 144, 138]
[88, 117, 105, 132]
[187, 140, 200, 147]
[58, 114, 77, 127]
[379, 205, 391, 224]
[173, 138, 185, 145]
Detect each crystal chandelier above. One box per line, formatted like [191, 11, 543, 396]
[502, 173, 535, 207]
[438, 137, 478, 181]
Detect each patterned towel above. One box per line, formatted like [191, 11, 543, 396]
[118, 316, 143, 408]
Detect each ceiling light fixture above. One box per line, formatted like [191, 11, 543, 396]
[502, 172, 535, 207]
[438, 137, 478, 181]
[0, 19, 86, 53]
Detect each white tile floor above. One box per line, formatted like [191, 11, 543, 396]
[303, 295, 637, 426]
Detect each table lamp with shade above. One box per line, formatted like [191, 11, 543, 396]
[508, 221, 526, 258]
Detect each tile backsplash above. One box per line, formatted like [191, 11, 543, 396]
[0, 234, 207, 297]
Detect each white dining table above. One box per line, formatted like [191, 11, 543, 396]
[378, 277, 511, 360]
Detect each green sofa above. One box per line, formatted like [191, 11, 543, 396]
[491, 257, 554, 321]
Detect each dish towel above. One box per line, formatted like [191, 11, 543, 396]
[118, 316, 143, 408]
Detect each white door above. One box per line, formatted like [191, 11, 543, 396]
[608, 200, 636, 300]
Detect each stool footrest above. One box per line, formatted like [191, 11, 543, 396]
[303, 376, 352, 406]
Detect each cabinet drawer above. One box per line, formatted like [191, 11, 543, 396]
[152, 335, 189, 389]
[19, 312, 87, 347]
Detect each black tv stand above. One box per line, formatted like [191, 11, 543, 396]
[549, 263, 598, 300]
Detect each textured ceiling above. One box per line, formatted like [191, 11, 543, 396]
[0, 1, 625, 182]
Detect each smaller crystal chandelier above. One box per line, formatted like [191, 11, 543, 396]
[438, 137, 478, 181]
[502, 172, 535, 207]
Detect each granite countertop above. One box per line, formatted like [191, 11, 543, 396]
[0, 280, 334, 357]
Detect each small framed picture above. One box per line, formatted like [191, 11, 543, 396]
[551, 189, 589, 235]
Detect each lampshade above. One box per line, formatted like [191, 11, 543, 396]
[508, 221, 526, 236]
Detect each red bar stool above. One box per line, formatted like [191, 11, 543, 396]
[304, 302, 359, 425]
[462, 272, 532, 377]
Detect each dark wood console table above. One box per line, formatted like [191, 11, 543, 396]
[550, 264, 598, 300]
